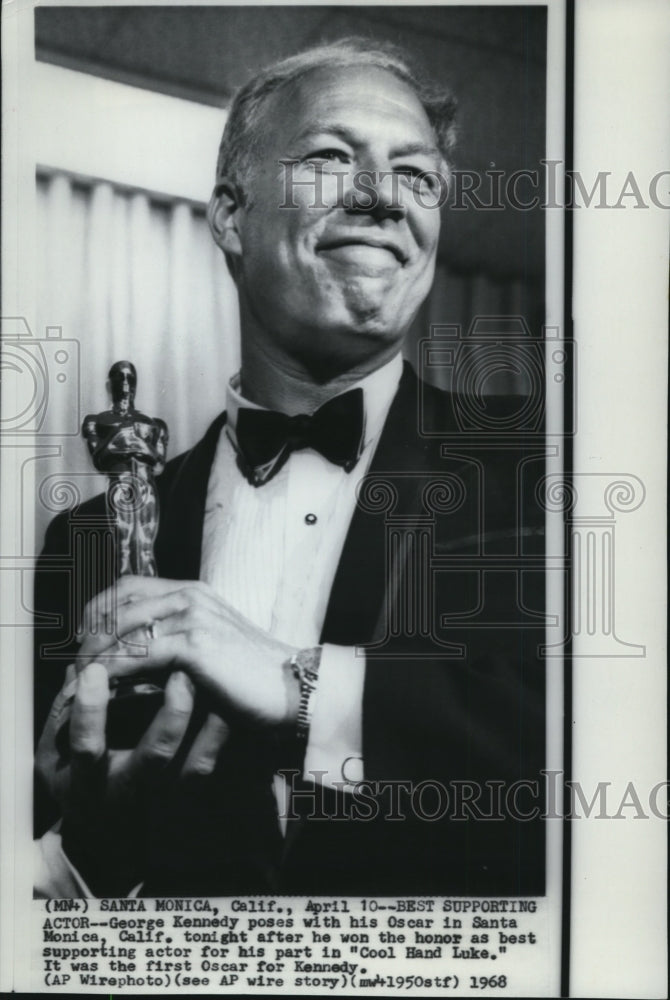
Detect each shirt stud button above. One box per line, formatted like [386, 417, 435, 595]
[304, 513, 317, 525]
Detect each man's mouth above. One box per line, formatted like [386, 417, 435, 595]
[317, 237, 408, 265]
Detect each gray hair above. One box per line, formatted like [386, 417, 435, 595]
[214, 36, 458, 201]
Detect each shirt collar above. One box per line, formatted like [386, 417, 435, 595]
[225, 352, 403, 453]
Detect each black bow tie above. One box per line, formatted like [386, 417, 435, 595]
[234, 388, 365, 486]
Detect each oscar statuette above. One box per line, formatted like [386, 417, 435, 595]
[79, 361, 170, 746]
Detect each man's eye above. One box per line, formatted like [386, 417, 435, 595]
[395, 166, 438, 188]
[304, 149, 349, 166]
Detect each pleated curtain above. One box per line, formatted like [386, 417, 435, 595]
[35, 170, 240, 546]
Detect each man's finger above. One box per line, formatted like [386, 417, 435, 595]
[130, 670, 194, 781]
[36, 664, 78, 783]
[78, 590, 190, 663]
[68, 663, 111, 806]
[91, 622, 197, 680]
[181, 713, 230, 778]
[70, 663, 110, 763]
[80, 576, 179, 638]
[80, 587, 118, 642]
[109, 575, 188, 607]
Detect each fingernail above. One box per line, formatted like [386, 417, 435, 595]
[170, 670, 195, 696]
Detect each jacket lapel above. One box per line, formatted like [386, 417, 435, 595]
[320, 364, 434, 645]
[320, 363, 485, 647]
[155, 412, 227, 581]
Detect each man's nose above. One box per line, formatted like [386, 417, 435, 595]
[343, 163, 407, 221]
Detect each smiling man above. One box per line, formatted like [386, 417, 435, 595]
[34, 38, 545, 898]
[210, 60, 446, 390]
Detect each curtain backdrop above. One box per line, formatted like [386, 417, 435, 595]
[35, 169, 240, 546]
[34, 168, 542, 548]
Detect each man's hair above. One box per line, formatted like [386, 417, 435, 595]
[214, 36, 458, 200]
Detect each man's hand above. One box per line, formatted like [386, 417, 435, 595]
[35, 662, 230, 895]
[78, 576, 301, 734]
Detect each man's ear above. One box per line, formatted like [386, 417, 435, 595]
[207, 181, 244, 259]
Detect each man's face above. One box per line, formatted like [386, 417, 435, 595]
[223, 65, 445, 377]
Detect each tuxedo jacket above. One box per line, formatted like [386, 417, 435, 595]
[34, 363, 546, 897]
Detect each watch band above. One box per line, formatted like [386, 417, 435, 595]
[290, 646, 322, 741]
